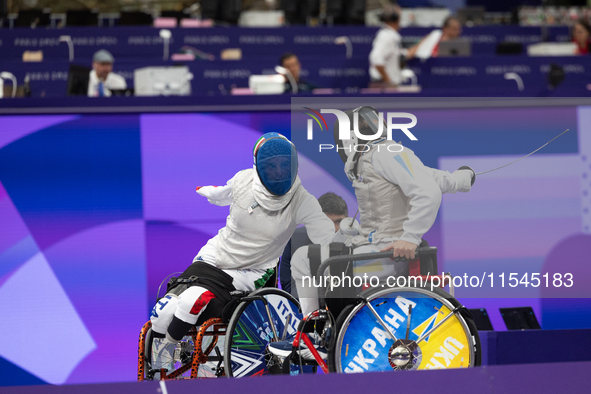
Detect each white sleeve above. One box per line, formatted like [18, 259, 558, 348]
[369, 30, 393, 66]
[119, 75, 128, 89]
[87, 71, 96, 97]
[111, 73, 128, 89]
[195, 172, 238, 206]
[425, 167, 472, 194]
[295, 192, 337, 247]
[372, 148, 442, 246]
[415, 30, 443, 59]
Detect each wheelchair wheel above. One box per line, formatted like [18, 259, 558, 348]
[328, 286, 481, 373]
[224, 288, 315, 377]
[138, 319, 226, 380]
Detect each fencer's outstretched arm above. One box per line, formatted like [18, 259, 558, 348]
[425, 167, 473, 194]
[295, 191, 349, 246]
[195, 171, 239, 206]
[372, 147, 443, 246]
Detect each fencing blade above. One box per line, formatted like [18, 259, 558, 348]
[475, 129, 569, 176]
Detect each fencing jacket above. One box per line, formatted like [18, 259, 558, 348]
[350, 141, 472, 247]
[194, 168, 339, 270]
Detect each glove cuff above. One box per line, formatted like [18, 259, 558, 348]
[458, 165, 476, 186]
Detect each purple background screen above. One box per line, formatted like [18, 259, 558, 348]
[0, 108, 589, 386]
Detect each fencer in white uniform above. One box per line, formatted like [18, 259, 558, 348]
[149, 132, 349, 372]
[288, 106, 475, 336]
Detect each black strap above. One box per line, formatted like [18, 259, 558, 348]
[329, 242, 349, 257]
[325, 242, 355, 317]
[307, 243, 353, 280]
[418, 239, 438, 276]
[307, 243, 355, 314]
[166, 261, 236, 304]
[308, 244, 322, 278]
[180, 261, 235, 289]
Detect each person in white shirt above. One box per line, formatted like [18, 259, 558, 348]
[369, 10, 405, 87]
[87, 50, 127, 97]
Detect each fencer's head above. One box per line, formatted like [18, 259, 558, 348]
[253, 133, 299, 196]
[333, 106, 387, 163]
[318, 192, 348, 231]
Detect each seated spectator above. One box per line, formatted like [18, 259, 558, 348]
[279, 52, 319, 93]
[572, 19, 591, 55]
[368, 9, 404, 87]
[280, 192, 348, 295]
[88, 50, 127, 97]
[408, 16, 462, 60]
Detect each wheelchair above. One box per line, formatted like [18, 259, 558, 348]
[281, 246, 482, 373]
[137, 286, 316, 380]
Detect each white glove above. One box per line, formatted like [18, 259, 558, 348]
[457, 165, 475, 186]
[339, 217, 360, 237]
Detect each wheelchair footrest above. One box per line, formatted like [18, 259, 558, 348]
[288, 352, 320, 366]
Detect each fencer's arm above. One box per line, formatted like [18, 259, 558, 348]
[295, 192, 348, 246]
[195, 171, 238, 206]
[373, 149, 442, 246]
[425, 167, 473, 194]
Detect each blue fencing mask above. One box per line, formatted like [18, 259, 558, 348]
[253, 133, 298, 196]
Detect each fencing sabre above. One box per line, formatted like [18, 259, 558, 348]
[349, 208, 359, 228]
[475, 129, 569, 175]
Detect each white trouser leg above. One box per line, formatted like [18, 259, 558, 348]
[150, 287, 213, 372]
[292, 245, 331, 316]
[174, 286, 212, 326]
[150, 294, 179, 335]
[150, 295, 180, 372]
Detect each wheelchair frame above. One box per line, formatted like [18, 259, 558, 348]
[138, 318, 227, 380]
[137, 287, 304, 380]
